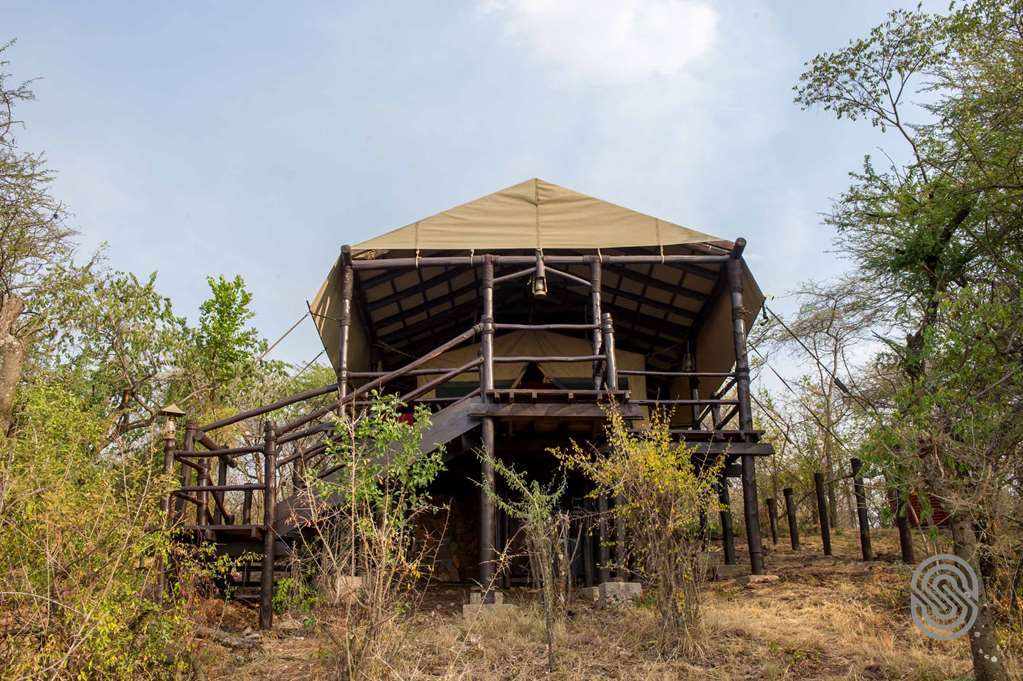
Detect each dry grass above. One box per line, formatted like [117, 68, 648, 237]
[198, 529, 1020, 680]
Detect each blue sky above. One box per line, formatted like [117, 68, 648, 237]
[6, 1, 942, 369]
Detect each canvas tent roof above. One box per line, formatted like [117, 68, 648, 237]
[352, 178, 723, 253]
[310, 178, 764, 404]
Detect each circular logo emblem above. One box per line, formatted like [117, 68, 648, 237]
[910, 553, 979, 640]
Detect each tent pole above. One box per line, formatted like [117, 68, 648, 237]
[727, 239, 764, 575]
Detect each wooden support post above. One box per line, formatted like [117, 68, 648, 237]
[718, 476, 736, 565]
[894, 488, 915, 564]
[614, 493, 627, 580]
[161, 420, 176, 522]
[157, 419, 176, 599]
[213, 456, 228, 525]
[479, 417, 496, 600]
[684, 344, 700, 427]
[242, 488, 253, 525]
[184, 423, 204, 527]
[481, 255, 495, 395]
[766, 497, 779, 546]
[176, 435, 191, 521]
[260, 421, 277, 630]
[601, 313, 618, 392]
[727, 240, 764, 575]
[597, 493, 610, 583]
[851, 458, 873, 561]
[783, 487, 800, 550]
[590, 258, 603, 390]
[338, 245, 354, 403]
[478, 255, 497, 601]
[814, 472, 832, 556]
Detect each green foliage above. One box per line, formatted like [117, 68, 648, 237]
[0, 381, 187, 679]
[194, 275, 263, 395]
[306, 392, 446, 680]
[273, 576, 317, 616]
[796, 4, 1023, 676]
[558, 407, 721, 657]
[319, 392, 444, 522]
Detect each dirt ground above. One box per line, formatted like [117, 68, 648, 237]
[197, 529, 1020, 680]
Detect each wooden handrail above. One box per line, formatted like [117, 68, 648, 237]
[400, 357, 481, 403]
[178, 483, 263, 493]
[277, 324, 481, 435]
[199, 382, 339, 433]
[617, 370, 736, 378]
[348, 366, 480, 378]
[275, 422, 332, 446]
[632, 399, 740, 406]
[173, 445, 262, 457]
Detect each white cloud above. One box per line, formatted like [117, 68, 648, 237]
[481, 0, 718, 84]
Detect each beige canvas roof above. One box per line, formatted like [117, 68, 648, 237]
[353, 178, 720, 253]
[310, 178, 765, 413]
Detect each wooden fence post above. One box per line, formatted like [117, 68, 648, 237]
[589, 258, 603, 390]
[814, 472, 832, 556]
[157, 419, 176, 599]
[783, 487, 800, 550]
[851, 458, 873, 561]
[766, 497, 779, 545]
[260, 421, 277, 630]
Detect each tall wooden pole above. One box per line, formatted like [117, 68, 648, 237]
[601, 313, 627, 580]
[157, 418, 177, 599]
[176, 430, 191, 521]
[766, 497, 779, 545]
[184, 422, 203, 527]
[814, 472, 832, 556]
[338, 245, 354, 403]
[684, 343, 701, 427]
[213, 456, 228, 525]
[479, 255, 496, 600]
[601, 313, 618, 392]
[851, 458, 873, 561]
[727, 239, 764, 575]
[718, 476, 736, 565]
[590, 258, 603, 390]
[783, 487, 800, 550]
[259, 421, 277, 630]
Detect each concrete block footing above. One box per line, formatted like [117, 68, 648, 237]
[736, 574, 779, 586]
[468, 590, 504, 605]
[598, 580, 643, 607]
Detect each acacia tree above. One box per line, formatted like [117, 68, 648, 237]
[758, 279, 878, 527]
[796, 3, 1023, 678]
[0, 41, 75, 434]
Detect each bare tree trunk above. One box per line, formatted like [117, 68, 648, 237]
[950, 519, 1007, 681]
[0, 295, 26, 436]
